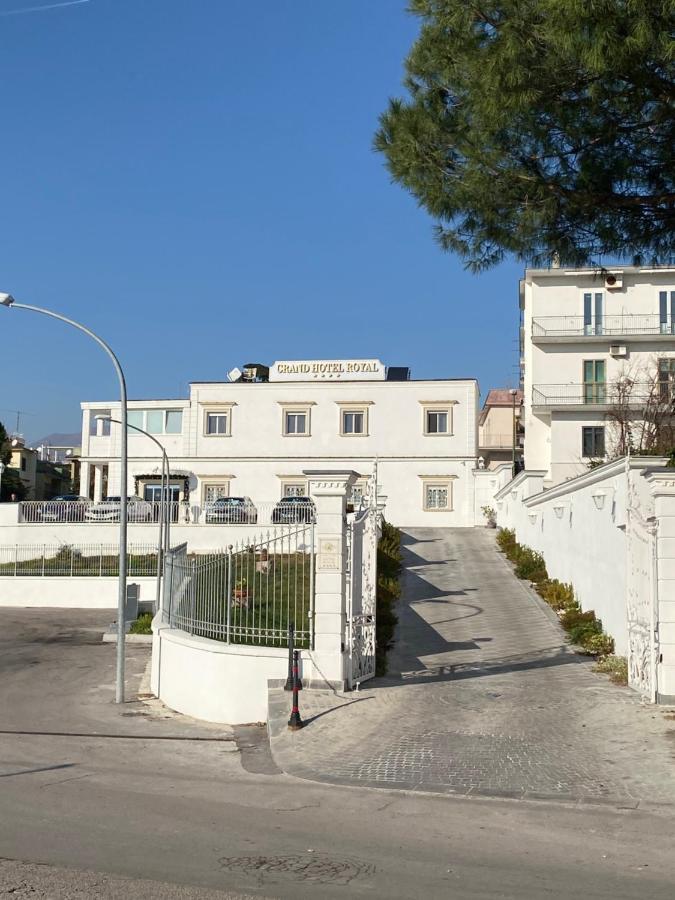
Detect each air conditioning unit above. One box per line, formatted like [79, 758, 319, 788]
[609, 344, 628, 357]
[604, 273, 623, 290]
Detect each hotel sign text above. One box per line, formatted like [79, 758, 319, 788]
[270, 359, 386, 382]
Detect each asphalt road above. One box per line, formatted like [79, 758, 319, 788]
[1, 609, 675, 899]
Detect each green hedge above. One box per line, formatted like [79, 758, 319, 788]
[495, 527, 616, 659]
[376, 520, 402, 676]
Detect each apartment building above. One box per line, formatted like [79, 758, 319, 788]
[478, 388, 523, 470]
[78, 359, 479, 527]
[521, 266, 675, 485]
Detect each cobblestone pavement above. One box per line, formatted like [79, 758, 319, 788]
[269, 528, 675, 805]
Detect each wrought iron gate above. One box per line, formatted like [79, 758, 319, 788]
[346, 506, 378, 687]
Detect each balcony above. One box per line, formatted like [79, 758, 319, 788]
[532, 315, 675, 342]
[478, 433, 524, 449]
[531, 382, 666, 410]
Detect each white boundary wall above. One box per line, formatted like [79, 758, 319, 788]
[494, 457, 675, 703]
[0, 576, 156, 608]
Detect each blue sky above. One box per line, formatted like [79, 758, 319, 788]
[0, 0, 522, 442]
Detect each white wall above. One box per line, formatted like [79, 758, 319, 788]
[0, 576, 156, 608]
[151, 623, 332, 724]
[495, 458, 669, 656]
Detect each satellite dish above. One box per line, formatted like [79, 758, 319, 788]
[227, 367, 242, 383]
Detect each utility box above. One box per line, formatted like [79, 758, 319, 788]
[125, 583, 140, 622]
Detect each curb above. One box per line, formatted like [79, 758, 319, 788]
[102, 632, 152, 644]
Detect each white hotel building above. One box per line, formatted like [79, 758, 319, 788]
[78, 360, 479, 527]
[521, 265, 675, 486]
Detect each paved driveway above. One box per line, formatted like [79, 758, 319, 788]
[269, 528, 675, 805]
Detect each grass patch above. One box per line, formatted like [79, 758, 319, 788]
[0, 545, 158, 577]
[593, 654, 628, 684]
[376, 521, 402, 676]
[129, 612, 153, 635]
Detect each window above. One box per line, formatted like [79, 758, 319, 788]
[21, 456, 26, 472]
[421, 402, 456, 435]
[582, 426, 605, 458]
[126, 409, 183, 435]
[660, 291, 675, 335]
[583, 360, 606, 404]
[583, 292, 603, 335]
[146, 410, 163, 434]
[165, 410, 182, 434]
[421, 477, 455, 511]
[283, 482, 307, 498]
[658, 358, 675, 402]
[127, 410, 144, 432]
[206, 412, 228, 435]
[349, 479, 368, 508]
[337, 402, 372, 436]
[202, 482, 230, 504]
[284, 411, 309, 436]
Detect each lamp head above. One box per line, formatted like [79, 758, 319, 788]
[0, 293, 15, 307]
[94, 414, 112, 421]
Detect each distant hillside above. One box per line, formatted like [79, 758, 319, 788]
[33, 432, 81, 447]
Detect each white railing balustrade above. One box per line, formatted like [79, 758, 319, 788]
[19, 499, 318, 527]
[0, 543, 159, 577]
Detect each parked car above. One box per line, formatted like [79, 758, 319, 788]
[271, 496, 316, 524]
[205, 496, 258, 524]
[39, 495, 90, 522]
[84, 496, 153, 523]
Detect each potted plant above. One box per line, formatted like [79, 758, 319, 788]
[481, 505, 497, 528]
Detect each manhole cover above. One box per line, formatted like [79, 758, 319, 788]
[219, 853, 375, 885]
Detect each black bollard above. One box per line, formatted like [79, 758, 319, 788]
[284, 622, 302, 691]
[284, 622, 295, 691]
[287, 650, 304, 731]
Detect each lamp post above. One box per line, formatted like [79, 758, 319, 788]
[1, 292, 129, 703]
[509, 388, 518, 478]
[96, 415, 170, 613]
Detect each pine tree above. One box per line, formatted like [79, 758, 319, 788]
[375, 1, 675, 270]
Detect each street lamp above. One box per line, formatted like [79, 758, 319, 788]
[1, 291, 129, 703]
[96, 414, 170, 613]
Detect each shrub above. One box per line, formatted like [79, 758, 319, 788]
[376, 521, 402, 676]
[129, 613, 153, 635]
[536, 579, 576, 611]
[561, 608, 603, 646]
[582, 632, 615, 657]
[514, 548, 548, 583]
[593, 655, 628, 684]
[496, 527, 516, 554]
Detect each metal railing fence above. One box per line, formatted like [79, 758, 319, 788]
[19, 499, 317, 527]
[532, 314, 675, 338]
[0, 543, 159, 577]
[162, 525, 315, 648]
[531, 382, 673, 406]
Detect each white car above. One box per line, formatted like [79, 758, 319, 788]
[84, 496, 153, 523]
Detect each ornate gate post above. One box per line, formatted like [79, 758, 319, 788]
[647, 472, 675, 704]
[303, 469, 357, 687]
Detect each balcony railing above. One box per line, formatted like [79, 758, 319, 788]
[532, 315, 675, 338]
[531, 382, 674, 406]
[478, 434, 521, 449]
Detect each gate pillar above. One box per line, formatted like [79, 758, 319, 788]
[304, 469, 357, 686]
